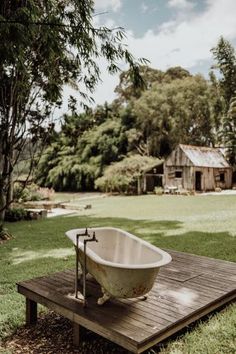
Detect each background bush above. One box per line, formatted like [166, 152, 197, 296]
[95, 155, 160, 194]
[4, 208, 28, 222]
[13, 183, 54, 202]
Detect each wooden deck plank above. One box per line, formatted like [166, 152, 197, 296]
[17, 250, 236, 354]
[50, 271, 189, 323]
[35, 277, 170, 325]
[19, 279, 159, 338]
[187, 275, 234, 292]
[47, 272, 197, 324]
[35, 279, 173, 326]
[32, 278, 171, 331]
[17, 284, 141, 351]
[153, 278, 226, 303]
[158, 268, 202, 282]
[168, 250, 236, 271]
[137, 290, 236, 353]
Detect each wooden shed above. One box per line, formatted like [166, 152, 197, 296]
[164, 144, 232, 192]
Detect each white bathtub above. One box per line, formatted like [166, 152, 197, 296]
[66, 227, 172, 304]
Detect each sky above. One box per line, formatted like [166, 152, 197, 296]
[61, 0, 236, 114]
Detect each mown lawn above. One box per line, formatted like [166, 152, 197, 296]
[0, 194, 235, 353]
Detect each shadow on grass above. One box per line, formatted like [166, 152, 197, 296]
[4, 216, 183, 251]
[5, 215, 236, 263]
[63, 215, 236, 262]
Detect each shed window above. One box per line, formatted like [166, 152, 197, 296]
[175, 171, 182, 178]
[220, 173, 225, 182]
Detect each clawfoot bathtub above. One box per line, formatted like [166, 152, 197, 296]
[66, 227, 172, 305]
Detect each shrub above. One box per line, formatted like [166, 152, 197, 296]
[13, 183, 55, 202]
[95, 155, 161, 194]
[13, 182, 31, 202]
[4, 208, 28, 222]
[96, 174, 132, 194]
[38, 187, 55, 200]
[0, 225, 12, 241]
[155, 187, 164, 195]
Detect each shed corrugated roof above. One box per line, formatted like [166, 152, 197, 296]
[179, 144, 230, 168]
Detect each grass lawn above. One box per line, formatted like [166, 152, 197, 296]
[0, 194, 235, 353]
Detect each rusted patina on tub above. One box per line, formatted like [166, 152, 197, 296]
[66, 227, 172, 305]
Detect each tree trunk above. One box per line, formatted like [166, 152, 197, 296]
[0, 178, 6, 222]
[0, 149, 13, 222]
[6, 175, 14, 210]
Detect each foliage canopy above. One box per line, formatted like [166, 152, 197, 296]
[0, 0, 145, 220]
[36, 58, 236, 192]
[95, 155, 160, 194]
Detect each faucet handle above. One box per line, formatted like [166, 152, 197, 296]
[93, 231, 98, 242]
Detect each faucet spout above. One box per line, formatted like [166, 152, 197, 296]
[85, 231, 98, 243]
[76, 228, 89, 237]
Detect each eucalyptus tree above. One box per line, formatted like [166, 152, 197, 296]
[211, 38, 236, 162]
[0, 0, 145, 221]
[114, 65, 191, 105]
[133, 75, 215, 157]
[114, 66, 193, 157]
[211, 37, 236, 107]
[223, 95, 236, 166]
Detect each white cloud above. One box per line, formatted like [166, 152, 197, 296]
[141, 2, 149, 13]
[141, 2, 158, 14]
[94, 0, 122, 13]
[128, 0, 236, 70]
[168, 0, 195, 10]
[62, 0, 236, 110]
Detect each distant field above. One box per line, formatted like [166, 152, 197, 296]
[62, 193, 236, 238]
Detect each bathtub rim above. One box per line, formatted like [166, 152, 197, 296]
[65, 227, 172, 269]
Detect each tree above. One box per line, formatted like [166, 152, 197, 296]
[0, 0, 145, 221]
[95, 154, 159, 194]
[114, 65, 191, 105]
[114, 66, 163, 103]
[211, 38, 236, 161]
[36, 112, 129, 191]
[211, 37, 236, 107]
[208, 70, 225, 139]
[133, 75, 215, 157]
[223, 95, 236, 166]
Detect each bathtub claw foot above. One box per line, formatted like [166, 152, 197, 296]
[97, 289, 111, 305]
[140, 295, 147, 301]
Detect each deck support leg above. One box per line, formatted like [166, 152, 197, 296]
[73, 322, 85, 347]
[26, 298, 37, 325]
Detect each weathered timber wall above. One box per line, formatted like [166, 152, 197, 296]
[163, 146, 232, 191]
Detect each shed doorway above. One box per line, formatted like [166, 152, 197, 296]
[195, 171, 202, 191]
[144, 175, 163, 193]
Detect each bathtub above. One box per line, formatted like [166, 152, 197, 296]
[66, 227, 172, 305]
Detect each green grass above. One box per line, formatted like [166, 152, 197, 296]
[0, 194, 236, 353]
[68, 194, 236, 237]
[160, 304, 236, 354]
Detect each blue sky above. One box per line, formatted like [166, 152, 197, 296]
[96, 0, 206, 37]
[61, 0, 236, 112]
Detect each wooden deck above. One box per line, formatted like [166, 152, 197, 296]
[17, 250, 236, 353]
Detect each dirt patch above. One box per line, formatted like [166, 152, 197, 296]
[2, 311, 127, 354]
